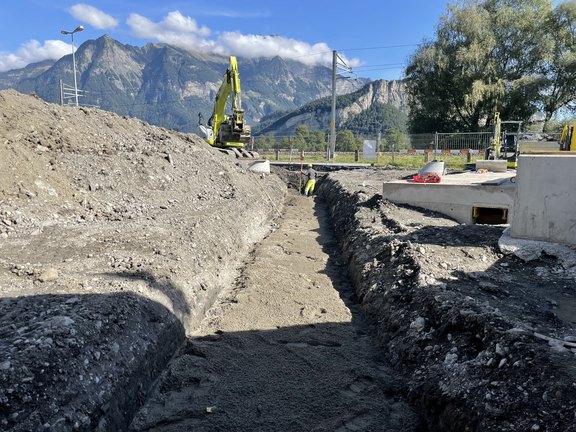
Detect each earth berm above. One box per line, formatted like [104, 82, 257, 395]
[0, 89, 285, 431]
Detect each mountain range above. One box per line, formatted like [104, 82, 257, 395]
[254, 79, 408, 137]
[0, 35, 407, 135]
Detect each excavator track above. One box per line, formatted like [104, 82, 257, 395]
[218, 148, 259, 158]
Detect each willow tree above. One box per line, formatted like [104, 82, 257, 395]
[539, 1, 576, 126]
[406, 0, 556, 132]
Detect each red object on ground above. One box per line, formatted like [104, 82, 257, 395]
[412, 173, 441, 183]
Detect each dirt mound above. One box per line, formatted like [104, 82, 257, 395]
[319, 170, 576, 432]
[0, 90, 285, 431]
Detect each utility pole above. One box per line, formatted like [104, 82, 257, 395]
[329, 50, 353, 161]
[330, 50, 337, 161]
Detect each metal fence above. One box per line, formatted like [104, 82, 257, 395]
[436, 132, 493, 151]
[253, 131, 562, 156]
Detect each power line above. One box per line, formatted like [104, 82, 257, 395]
[273, 42, 422, 62]
[353, 62, 405, 70]
[338, 43, 422, 52]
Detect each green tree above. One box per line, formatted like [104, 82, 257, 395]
[309, 130, 326, 151]
[275, 136, 290, 149]
[256, 134, 274, 150]
[294, 124, 310, 150]
[336, 130, 357, 151]
[378, 137, 389, 152]
[539, 2, 576, 126]
[386, 129, 408, 150]
[405, 0, 556, 133]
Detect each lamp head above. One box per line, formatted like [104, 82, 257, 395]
[61, 26, 84, 35]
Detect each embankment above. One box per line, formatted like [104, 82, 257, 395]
[318, 169, 576, 432]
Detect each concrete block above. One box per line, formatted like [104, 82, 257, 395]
[382, 172, 516, 225]
[511, 154, 576, 246]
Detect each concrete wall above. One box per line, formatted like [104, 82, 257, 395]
[511, 154, 576, 246]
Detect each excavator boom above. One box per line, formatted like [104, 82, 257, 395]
[199, 56, 251, 151]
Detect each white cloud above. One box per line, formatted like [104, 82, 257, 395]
[1, 9, 360, 73]
[217, 32, 335, 66]
[127, 10, 361, 68]
[69, 3, 118, 30]
[0, 40, 71, 72]
[128, 11, 210, 39]
[127, 12, 216, 52]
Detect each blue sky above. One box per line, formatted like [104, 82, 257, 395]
[0, 0, 450, 79]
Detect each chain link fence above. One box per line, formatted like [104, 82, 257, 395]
[252, 130, 562, 157]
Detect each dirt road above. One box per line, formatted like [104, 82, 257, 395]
[129, 192, 422, 432]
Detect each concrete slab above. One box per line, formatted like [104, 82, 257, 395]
[382, 171, 517, 225]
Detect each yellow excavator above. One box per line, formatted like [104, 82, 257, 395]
[486, 112, 522, 168]
[559, 124, 576, 151]
[199, 56, 256, 157]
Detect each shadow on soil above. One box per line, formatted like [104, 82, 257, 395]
[102, 270, 191, 317]
[0, 292, 184, 432]
[131, 321, 426, 432]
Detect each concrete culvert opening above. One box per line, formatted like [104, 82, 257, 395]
[472, 206, 508, 225]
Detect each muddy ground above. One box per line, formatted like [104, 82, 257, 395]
[1, 90, 576, 431]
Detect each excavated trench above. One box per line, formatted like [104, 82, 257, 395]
[126, 177, 425, 431]
[128, 167, 576, 432]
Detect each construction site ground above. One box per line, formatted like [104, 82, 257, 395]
[1, 90, 576, 432]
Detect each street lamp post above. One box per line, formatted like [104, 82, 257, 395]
[60, 25, 84, 106]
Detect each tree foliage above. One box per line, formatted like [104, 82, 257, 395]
[341, 103, 408, 136]
[406, 0, 575, 132]
[336, 130, 358, 151]
[540, 1, 576, 121]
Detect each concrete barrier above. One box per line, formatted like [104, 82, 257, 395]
[511, 154, 576, 246]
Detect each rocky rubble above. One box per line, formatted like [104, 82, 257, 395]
[318, 170, 576, 431]
[0, 90, 285, 431]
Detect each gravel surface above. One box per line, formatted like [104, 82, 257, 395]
[129, 192, 422, 431]
[0, 90, 284, 431]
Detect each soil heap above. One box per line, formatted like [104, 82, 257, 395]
[0, 90, 285, 431]
[318, 169, 576, 431]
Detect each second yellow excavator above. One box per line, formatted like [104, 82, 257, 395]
[559, 124, 576, 151]
[199, 56, 255, 157]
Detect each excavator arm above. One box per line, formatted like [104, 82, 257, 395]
[199, 56, 251, 149]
